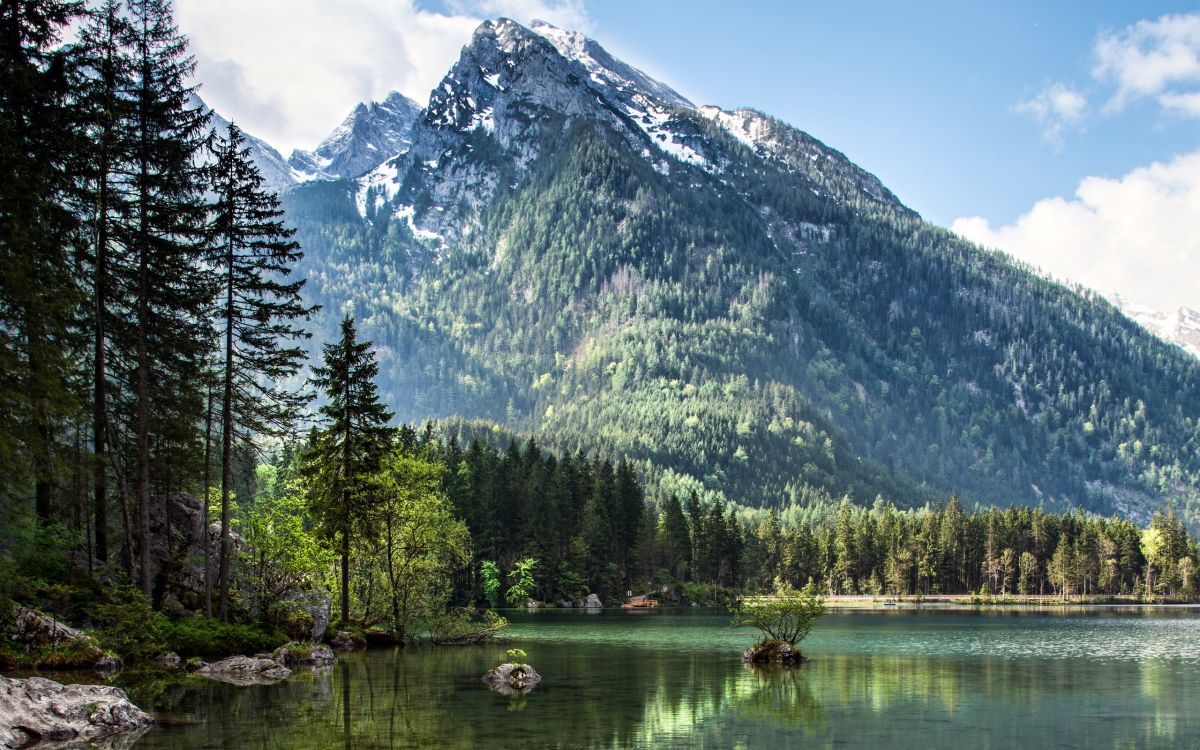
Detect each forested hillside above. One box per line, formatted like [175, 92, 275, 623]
[283, 19, 1200, 525]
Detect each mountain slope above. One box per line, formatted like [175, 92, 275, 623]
[289, 91, 421, 180]
[281, 19, 1200, 525]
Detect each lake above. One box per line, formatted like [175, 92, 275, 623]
[118, 607, 1200, 748]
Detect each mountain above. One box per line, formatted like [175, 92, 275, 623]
[190, 93, 295, 194]
[1112, 294, 1200, 360]
[288, 91, 421, 180]
[279, 18, 1200, 526]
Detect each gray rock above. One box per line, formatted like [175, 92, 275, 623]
[196, 656, 291, 686]
[0, 675, 152, 749]
[272, 642, 336, 669]
[153, 652, 181, 668]
[12, 607, 112, 671]
[481, 662, 542, 695]
[329, 631, 360, 651]
[585, 593, 602, 609]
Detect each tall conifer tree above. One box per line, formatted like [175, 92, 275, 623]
[0, 0, 84, 517]
[121, 0, 212, 595]
[208, 120, 312, 620]
[304, 315, 394, 625]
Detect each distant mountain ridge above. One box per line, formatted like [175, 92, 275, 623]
[230, 18, 1198, 525]
[1111, 294, 1200, 360]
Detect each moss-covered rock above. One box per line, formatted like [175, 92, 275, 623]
[742, 639, 805, 665]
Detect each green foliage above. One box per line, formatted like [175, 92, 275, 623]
[733, 582, 826, 646]
[430, 608, 507, 645]
[369, 450, 471, 640]
[89, 586, 167, 663]
[161, 618, 286, 658]
[505, 648, 527, 662]
[480, 561, 502, 609]
[505, 558, 538, 607]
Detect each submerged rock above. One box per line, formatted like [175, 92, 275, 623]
[0, 675, 152, 749]
[482, 662, 542, 695]
[742, 639, 805, 665]
[272, 642, 336, 669]
[196, 656, 291, 686]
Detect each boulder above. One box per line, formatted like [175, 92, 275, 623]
[272, 642, 336, 669]
[742, 639, 805, 665]
[329, 631, 363, 651]
[9, 607, 115, 671]
[584, 593, 601, 609]
[525, 598, 538, 609]
[481, 662, 542, 695]
[196, 656, 291, 686]
[154, 652, 181, 668]
[0, 676, 152, 749]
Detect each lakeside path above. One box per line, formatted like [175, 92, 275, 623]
[739, 594, 1200, 611]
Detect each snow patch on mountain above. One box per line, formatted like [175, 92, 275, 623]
[1112, 294, 1200, 359]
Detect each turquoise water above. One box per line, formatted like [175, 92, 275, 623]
[118, 608, 1200, 748]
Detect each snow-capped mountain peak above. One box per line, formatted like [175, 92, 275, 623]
[288, 91, 421, 181]
[1111, 293, 1200, 359]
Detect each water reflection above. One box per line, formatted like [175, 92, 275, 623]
[118, 611, 1200, 748]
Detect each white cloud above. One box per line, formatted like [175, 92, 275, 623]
[175, 0, 591, 154]
[1092, 12, 1200, 113]
[952, 151, 1200, 312]
[449, 0, 591, 32]
[1014, 83, 1087, 149]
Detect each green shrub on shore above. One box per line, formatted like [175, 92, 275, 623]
[162, 619, 287, 658]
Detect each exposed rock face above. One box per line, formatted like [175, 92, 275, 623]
[585, 593, 602, 608]
[742, 639, 805, 665]
[289, 91, 421, 180]
[481, 662, 542, 695]
[9, 608, 114, 671]
[196, 656, 291, 686]
[0, 676, 152, 749]
[272, 643, 336, 669]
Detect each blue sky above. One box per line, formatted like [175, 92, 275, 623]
[178, 0, 1200, 311]
[574, 0, 1198, 226]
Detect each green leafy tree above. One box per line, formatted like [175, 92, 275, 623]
[733, 581, 826, 647]
[505, 558, 538, 607]
[371, 450, 470, 641]
[304, 315, 394, 624]
[480, 560, 501, 609]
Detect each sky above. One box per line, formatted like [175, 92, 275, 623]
[175, 0, 1200, 312]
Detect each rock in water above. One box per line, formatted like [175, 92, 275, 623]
[585, 593, 601, 609]
[196, 656, 291, 686]
[0, 676, 152, 749]
[481, 663, 542, 695]
[742, 639, 804, 665]
[272, 642, 337, 668]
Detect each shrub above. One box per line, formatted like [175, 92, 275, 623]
[162, 619, 286, 658]
[89, 586, 168, 663]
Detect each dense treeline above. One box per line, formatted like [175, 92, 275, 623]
[0, 0, 310, 620]
[296, 428, 1195, 605]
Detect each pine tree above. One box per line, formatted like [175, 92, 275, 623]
[208, 120, 313, 620]
[119, 0, 213, 595]
[304, 315, 394, 625]
[0, 0, 84, 517]
[73, 0, 135, 563]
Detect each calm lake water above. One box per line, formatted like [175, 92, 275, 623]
[115, 608, 1200, 749]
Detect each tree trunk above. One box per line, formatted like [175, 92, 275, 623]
[203, 380, 213, 618]
[218, 250, 235, 621]
[341, 526, 350, 624]
[93, 144, 110, 563]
